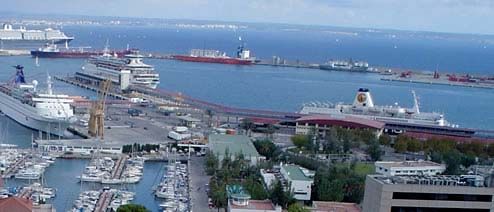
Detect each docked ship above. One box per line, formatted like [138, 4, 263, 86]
[300, 88, 448, 127]
[30, 43, 133, 58]
[172, 43, 254, 65]
[0, 65, 75, 137]
[0, 23, 73, 50]
[319, 59, 370, 72]
[79, 50, 160, 89]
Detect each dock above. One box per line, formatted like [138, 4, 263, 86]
[110, 155, 127, 179]
[381, 73, 494, 90]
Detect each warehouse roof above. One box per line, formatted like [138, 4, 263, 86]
[209, 134, 260, 158]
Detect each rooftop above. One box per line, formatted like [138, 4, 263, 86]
[375, 160, 445, 169]
[282, 164, 314, 181]
[229, 199, 277, 211]
[209, 134, 260, 158]
[296, 114, 385, 129]
[311, 201, 361, 212]
[371, 174, 488, 188]
[178, 115, 201, 122]
[0, 197, 32, 212]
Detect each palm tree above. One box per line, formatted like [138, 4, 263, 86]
[239, 118, 255, 136]
[205, 109, 215, 127]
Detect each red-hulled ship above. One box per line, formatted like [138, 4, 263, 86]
[172, 43, 254, 65]
[30, 43, 134, 58]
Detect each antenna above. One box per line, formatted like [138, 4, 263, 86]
[412, 90, 420, 114]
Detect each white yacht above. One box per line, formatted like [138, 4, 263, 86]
[80, 50, 160, 89]
[0, 65, 75, 137]
[15, 169, 41, 180]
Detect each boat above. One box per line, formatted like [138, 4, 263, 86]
[172, 41, 254, 65]
[319, 59, 371, 72]
[300, 88, 448, 127]
[30, 43, 134, 58]
[0, 65, 75, 137]
[78, 50, 160, 89]
[0, 23, 73, 50]
[15, 169, 41, 180]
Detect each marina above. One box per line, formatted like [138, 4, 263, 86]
[154, 160, 190, 212]
[70, 188, 135, 212]
[78, 155, 144, 184]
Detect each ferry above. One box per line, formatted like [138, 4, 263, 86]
[0, 65, 75, 137]
[300, 88, 448, 127]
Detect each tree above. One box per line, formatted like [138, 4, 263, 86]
[393, 139, 408, 153]
[288, 203, 309, 212]
[205, 152, 219, 175]
[240, 118, 255, 136]
[291, 135, 310, 150]
[443, 150, 462, 175]
[407, 139, 422, 152]
[270, 180, 293, 208]
[205, 109, 215, 127]
[378, 134, 392, 146]
[366, 140, 382, 161]
[253, 139, 279, 160]
[117, 204, 149, 212]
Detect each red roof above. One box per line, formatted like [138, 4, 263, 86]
[247, 117, 280, 125]
[0, 197, 32, 212]
[311, 201, 361, 212]
[296, 115, 385, 129]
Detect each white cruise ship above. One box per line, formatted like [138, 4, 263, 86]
[0, 23, 74, 50]
[0, 65, 75, 137]
[80, 50, 160, 89]
[300, 88, 448, 127]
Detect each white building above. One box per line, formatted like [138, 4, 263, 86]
[375, 160, 446, 176]
[260, 169, 276, 189]
[280, 164, 314, 201]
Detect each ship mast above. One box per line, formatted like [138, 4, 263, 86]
[47, 75, 53, 95]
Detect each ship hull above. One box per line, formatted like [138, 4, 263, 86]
[172, 55, 253, 65]
[319, 65, 369, 72]
[0, 92, 71, 137]
[1, 38, 73, 50]
[31, 50, 132, 58]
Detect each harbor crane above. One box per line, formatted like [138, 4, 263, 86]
[88, 79, 112, 139]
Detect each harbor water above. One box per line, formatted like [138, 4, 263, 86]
[0, 24, 493, 211]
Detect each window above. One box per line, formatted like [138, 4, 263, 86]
[392, 192, 492, 202]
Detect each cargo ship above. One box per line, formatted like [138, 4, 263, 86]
[300, 88, 448, 127]
[0, 65, 75, 137]
[319, 59, 371, 72]
[172, 42, 254, 65]
[30, 43, 134, 58]
[0, 23, 73, 50]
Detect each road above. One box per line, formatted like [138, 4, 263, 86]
[189, 156, 210, 212]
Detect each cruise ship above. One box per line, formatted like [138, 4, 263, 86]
[0, 65, 75, 137]
[0, 23, 73, 50]
[79, 50, 160, 89]
[300, 88, 448, 127]
[319, 59, 370, 72]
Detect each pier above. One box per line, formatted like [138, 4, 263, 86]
[110, 155, 127, 179]
[95, 191, 114, 212]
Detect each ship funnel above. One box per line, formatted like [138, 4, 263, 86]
[353, 88, 374, 107]
[13, 65, 26, 84]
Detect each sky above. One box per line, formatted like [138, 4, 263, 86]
[3, 0, 494, 34]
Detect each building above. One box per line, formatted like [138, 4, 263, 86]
[363, 174, 494, 212]
[308, 201, 360, 212]
[177, 116, 201, 128]
[260, 169, 277, 189]
[280, 164, 314, 201]
[36, 139, 123, 154]
[227, 185, 281, 212]
[208, 134, 264, 166]
[295, 115, 384, 137]
[375, 160, 446, 176]
[0, 197, 32, 212]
